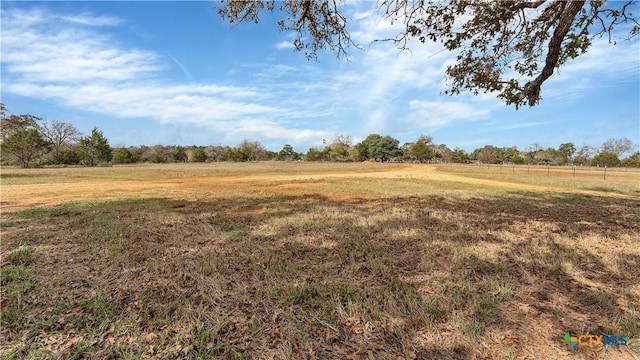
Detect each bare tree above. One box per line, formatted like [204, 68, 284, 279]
[436, 144, 453, 163]
[205, 145, 228, 162]
[235, 140, 269, 161]
[326, 134, 353, 161]
[476, 145, 498, 164]
[39, 120, 80, 159]
[573, 145, 597, 166]
[601, 138, 634, 157]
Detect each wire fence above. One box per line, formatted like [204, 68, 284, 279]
[438, 163, 640, 181]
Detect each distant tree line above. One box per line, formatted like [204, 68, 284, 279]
[1, 104, 638, 168]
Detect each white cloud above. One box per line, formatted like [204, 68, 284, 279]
[61, 14, 123, 26]
[341, 2, 639, 126]
[1, 5, 637, 150]
[0, 5, 499, 148]
[1, 7, 332, 149]
[407, 99, 491, 128]
[543, 36, 640, 101]
[275, 41, 295, 50]
[2, 8, 47, 29]
[485, 121, 552, 132]
[2, 19, 161, 84]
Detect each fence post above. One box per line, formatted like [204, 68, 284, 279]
[573, 165, 576, 178]
[604, 165, 607, 180]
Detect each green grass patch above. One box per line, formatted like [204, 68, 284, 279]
[1, 265, 30, 284]
[6, 243, 35, 265]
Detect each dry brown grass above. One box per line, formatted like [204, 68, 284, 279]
[1, 163, 639, 359]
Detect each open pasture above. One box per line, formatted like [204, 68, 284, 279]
[1, 162, 639, 359]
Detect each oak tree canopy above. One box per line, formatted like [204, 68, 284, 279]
[217, 0, 639, 108]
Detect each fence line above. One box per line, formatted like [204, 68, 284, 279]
[438, 163, 640, 181]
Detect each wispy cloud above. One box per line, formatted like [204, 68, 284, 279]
[1, 4, 637, 151]
[60, 14, 123, 27]
[1, 7, 333, 148]
[408, 99, 491, 127]
[484, 121, 552, 132]
[168, 56, 193, 81]
[543, 35, 640, 102]
[275, 41, 295, 50]
[2, 9, 160, 84]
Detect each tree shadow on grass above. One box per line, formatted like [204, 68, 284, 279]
[1, 191, 638, 358]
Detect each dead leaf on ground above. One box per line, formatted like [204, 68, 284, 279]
[143, 332, 158, 342]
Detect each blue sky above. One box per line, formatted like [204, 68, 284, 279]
[1, 1, 639, 153]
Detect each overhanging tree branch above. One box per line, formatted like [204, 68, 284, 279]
[217, 0, 639, 108]
[524, 1, 584, 106]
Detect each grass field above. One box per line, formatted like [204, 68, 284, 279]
[1, 162, 639, 359]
